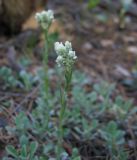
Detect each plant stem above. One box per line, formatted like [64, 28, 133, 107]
[119, 8, 126, 29]
[57, 69, 72, 159]
[42, 29, 50, 130]
[57, 87, 67, 160]
[65, 69, 72, 92]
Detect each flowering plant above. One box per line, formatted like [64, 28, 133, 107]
[55, 41, 77, 68]
[55, 41, 77, 91]
[35, 10, 54, 30]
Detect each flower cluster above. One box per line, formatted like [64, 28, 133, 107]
[54, 41, 77, 68]
[35, 10, 54, 30]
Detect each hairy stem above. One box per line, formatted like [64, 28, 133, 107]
[42, 29, 50, 131]
[57, 69, 72, 159]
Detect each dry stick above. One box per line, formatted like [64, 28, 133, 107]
[15, 86, 38, 113]
[0, 91, 25, 97]
[98, 56, 109, 81]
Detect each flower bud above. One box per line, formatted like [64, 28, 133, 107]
[35, 10, 54, 30]
[54, 41, 77, 69]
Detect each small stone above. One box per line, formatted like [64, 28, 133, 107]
[101, 39, 113, 47]
[82, 42, 93, 52]
[127, 46, 137, 55]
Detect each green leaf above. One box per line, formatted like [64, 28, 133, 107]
[33, 156, 39, 160]
[106, 121, 117, 136]
[92, 119, 98, 129]
[43, 144, 54, 154]
[118, 149, 128, 160]
[106, 122, 119, 140]
[48, 32, 59, 45]
[20, 135, 29, 146]
[88, 0, 100, 9]
[2, 157, 10, 160]
[39, 157, 47, 160]
[6, 145, 18, 158]
[29, 141, 38, 158]
[72, 148, 81, 160]
[20, 145, 27, 158]
[15, 112, 31, 131]
[73, 157, 81, 160]
[124, 99, 133, 111]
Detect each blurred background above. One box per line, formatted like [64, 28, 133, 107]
[0, 0, 137, 99]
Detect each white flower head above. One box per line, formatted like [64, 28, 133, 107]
[47, 10, 54, 20]
[35, 13, 41, 22]
[54, 41, 77, 68]
[56, 55, 64, 67]
[54, 42, 66, 55]
[65, 41, 72, 51]
[68, 51, 77, 59]
[35, 10, 54, 29]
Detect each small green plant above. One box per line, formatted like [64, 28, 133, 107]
[0, 66, 37, 91]
[19, 70, 37, 91]
[5, 138, 38, 160]
[35, 10, 54, 132]
[54, 41, 77, 159]
[100, 121, 126, 159]
[112, 95, 133, 119]
[35, 9, 79, 159]
[119, 0, 133, 29]
[0, 66, 18, 89]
